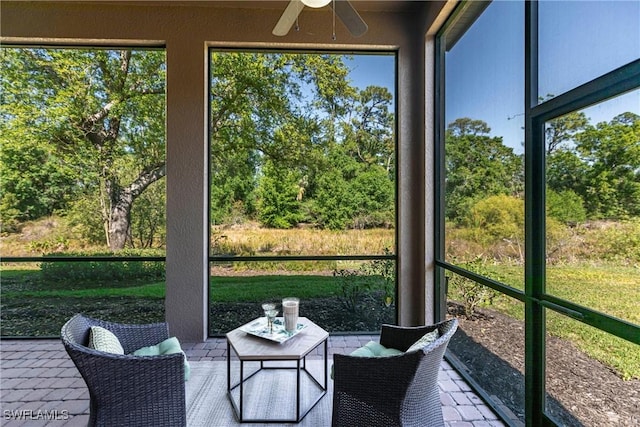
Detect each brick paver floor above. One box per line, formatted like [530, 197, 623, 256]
[1, 337, 506, 426]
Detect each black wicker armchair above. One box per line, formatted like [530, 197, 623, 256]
[61, 314, 186, 427]
[332, 318, 458, 427]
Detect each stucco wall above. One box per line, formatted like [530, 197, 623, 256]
[1, 0, 452, 340]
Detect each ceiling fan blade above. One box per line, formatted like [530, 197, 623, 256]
[331, 0, 368, 37]
[273, 0, 304, 36]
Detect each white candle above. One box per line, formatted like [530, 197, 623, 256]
[282, 297, 299, 332]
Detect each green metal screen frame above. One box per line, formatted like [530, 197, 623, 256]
[434, 1, 640, 426]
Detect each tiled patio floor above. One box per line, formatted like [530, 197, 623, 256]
[1, 337, 505, 426]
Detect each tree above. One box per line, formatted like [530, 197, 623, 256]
[313, 145, 394, 230]
[445, 118, 523, 222]
[313, 164, 354, 230]
[542, 94, 589, 155]
[256, 161, 302, 229]
[0, 48, 166, 250]
[341, 86, 395, 173]
[547, 112, 640, 219]
[208, 52, 350, 225]
[207, 52, 397, 230]
[0, 136, 77, 230]
[546, 149, 589, 195]
[575, 113, 640, 218]
[546, 189, 586, 224]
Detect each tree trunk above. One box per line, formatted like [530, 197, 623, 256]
[107, 163, 166, 251]
[108, 190, 133, 251]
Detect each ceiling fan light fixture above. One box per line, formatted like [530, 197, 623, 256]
[301, 0, 331, 8]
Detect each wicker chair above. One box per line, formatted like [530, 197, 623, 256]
[61, 314, 186, 427]
[332, 318, 458, 427]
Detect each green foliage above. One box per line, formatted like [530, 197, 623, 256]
[314, 167, 354, 230]
[547, 113, 640, 220]
[341, 86, 395, 172]
[65, 197, 107, 245]
[313, 149, 394, 230]
[208, 52, 396, 231]
[2, 49, 397, 239]
[546, 189, 587, 224]
[333, 250, 395, 313]
[256, 161, 302, 228]
[587, 219, 640, 264]
[40, 250, 164, 284]
[445, 118, 523, 223]
[0, 47, 167, 250]
[446, 257, 500, 318]
[544, 216, 573, 263]
[27, 235, 69, 254]
[351, 166, 395, 228]
[544, 105, 588, 155]
[208, 52, 346, 227]
[0, 135, 79, 226]
[460, 195, 525, 261]
[576, 113, 640, 219]
[546, 149, 589, 196]
[359, 248, 396, 306]
[465, 195, 524, 242]
[333, 269, 372, 312]
[129, 180, 166, 248]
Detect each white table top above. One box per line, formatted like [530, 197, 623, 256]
[226, 317, 329, 361]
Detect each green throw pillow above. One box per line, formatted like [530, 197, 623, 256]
[331, 341, 403, 379]
[132, 337, 191, 381]
[362, 341, 403, 357]
[406, 329, 440, 353]
[89, 326, 125, 355]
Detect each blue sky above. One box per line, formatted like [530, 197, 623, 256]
[344, 54, 395, 93]
[444, 0, 639, 153]
[343, 1, 639, 155]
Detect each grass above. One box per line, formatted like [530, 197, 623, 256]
[1, 218, 637, 378]
[210, 275, 345, 302]
[2, 281, 165, 299]
[211, 224, 394, 256]
[5, 262, 636, 380]
[449, 263, 640, 380]
[0, 266, 386, 336]
[1, 217, 395, 258]
[0, 271, 358, 301]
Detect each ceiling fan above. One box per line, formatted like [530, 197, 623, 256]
[273, 0, 368, 38]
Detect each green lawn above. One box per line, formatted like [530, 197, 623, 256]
[490, 264, 640, 324]
[467, 264, 640, 380]
[2, 263, 638, 379]
[209, 275, 343, 302]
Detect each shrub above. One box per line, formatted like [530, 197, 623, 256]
[359, 248, 395, 306]
[465, 195, 524, 241]
[446, 257, 499, 318]
[40, 249, 165, 284]
[585, 219, 640, 264]
[333, 250, 396, 314]
[65, 197, 106, 245]
[256, 162, 302, 229]
[313, 168, 353, 230]
[547, 189, 586, 224]
[333, 268, 372, 312]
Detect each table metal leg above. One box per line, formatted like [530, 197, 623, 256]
[226, 339, 231, 392]
[324, 338, 328, 388]
[226, 337, 329, 423]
